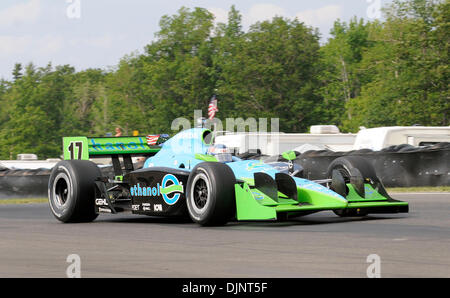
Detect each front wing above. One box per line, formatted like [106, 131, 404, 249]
[234, 175, 408, 221]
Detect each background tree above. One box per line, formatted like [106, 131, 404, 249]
[317, 18, 373, 130]
[345, 0, 449, 130]
[214, 14, 322, 132]
[0, 0, 447, 159]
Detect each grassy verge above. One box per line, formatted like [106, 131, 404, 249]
[387, 186, 450, 193]
[0, 198, 48, 205]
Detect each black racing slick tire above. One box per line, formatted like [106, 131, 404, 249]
[327, 156, 378, 185]
[326, 156, 379, 217]
[186, 162, 236, 226]
[48, 160, 101, 223]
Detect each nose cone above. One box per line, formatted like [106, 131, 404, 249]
[293, 177, 348, 209]
[226, 160, 279, 180]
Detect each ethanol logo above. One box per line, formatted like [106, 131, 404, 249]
[130, 174, 183, 205]
[160, 174, 183, 205]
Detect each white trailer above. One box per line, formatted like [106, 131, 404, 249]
[214, 125, 450, 156]
[215, 126, 356, 156]
[353, 126, 450, 151]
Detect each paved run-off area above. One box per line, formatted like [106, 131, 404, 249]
[0, 193, 448, 277]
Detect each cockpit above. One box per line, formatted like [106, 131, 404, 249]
[207, 144, 233, 163]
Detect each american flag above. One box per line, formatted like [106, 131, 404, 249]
[208, 95, 219, 120]
[146, 135, 160, 146]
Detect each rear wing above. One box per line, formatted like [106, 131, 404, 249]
[62, 136, 162, 177]
[63, 136, 161, 160]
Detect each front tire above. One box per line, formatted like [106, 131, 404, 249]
[327, 156, 379, 217]
[327, 156, 378, 184]
[186, 162, 236, 226]
[48, 160, 101, 223]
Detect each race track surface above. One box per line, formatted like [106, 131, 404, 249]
[0, 193, 448, 278]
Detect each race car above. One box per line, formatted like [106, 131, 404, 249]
[48, 128, 408, 226]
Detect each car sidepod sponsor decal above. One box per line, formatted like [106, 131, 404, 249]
[130, 174, 184, 205]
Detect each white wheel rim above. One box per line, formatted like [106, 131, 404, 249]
[52, 172, 71, 208]
[190, 171, 211, 215]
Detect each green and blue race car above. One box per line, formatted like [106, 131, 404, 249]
[48, 128, 408, 226]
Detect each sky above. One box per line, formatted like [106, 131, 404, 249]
[0, 0, 392, 80]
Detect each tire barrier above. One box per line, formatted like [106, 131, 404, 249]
[0, 168, 51, 198]
[237, 143, 450, 187]
[294, 143, 450, 187]
[0, 165, 117, 199]
[1, 143, 449, 198]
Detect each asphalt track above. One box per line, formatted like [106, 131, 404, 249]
[0, 193, 448, 278]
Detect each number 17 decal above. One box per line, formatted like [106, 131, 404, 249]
[68, 142, 83, 160]
[63, 137, 88, 160]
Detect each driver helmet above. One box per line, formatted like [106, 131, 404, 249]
[207, 144, 233, 163]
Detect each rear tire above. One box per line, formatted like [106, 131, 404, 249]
[186, 162, 236, 226]
[48, 160, 101, 223]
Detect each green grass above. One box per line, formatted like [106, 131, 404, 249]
[0, 198, 48, 205]
[387, 186, 450, 193]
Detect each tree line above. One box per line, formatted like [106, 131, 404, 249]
[0, 0, 448, 159]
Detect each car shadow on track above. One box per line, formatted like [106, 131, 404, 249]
[94, 212, 408, 228]
[227, 214, 408, 228]
[96, 215, 193, 225]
